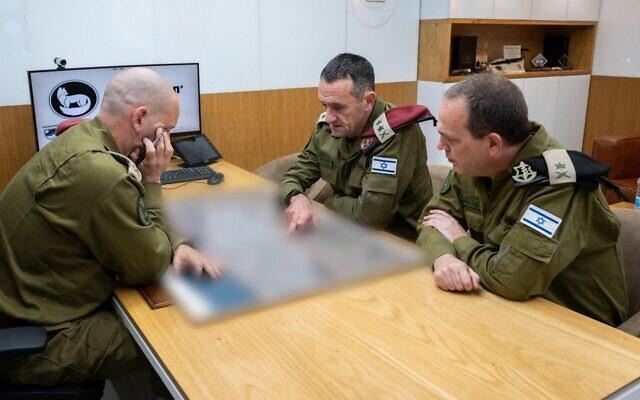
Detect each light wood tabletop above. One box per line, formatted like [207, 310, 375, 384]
[114, 161, 640, 399]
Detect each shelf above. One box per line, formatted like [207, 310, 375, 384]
[432, 18, 597, 26]
[418, 19, 596, 82]
[444, 69, 592, 83]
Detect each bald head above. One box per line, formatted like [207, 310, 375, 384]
[100, 67, 177, 118]
[98, 67, 180, 156]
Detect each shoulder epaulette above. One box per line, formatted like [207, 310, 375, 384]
[107, 151, 142, 182]
[360, 105, 436, 154]
[511, 149, 627, 198]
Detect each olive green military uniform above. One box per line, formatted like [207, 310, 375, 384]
[280, 100, 432, 240]
[0, 118, 180, 384]
[417, 123, 628, 326]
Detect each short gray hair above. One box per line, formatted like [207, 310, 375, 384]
[444, 73, 530, 145]
[320, 53, 375, 100]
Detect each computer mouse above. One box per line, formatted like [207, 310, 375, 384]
[207, 171, 224, 185]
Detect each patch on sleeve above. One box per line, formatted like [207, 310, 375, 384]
[519, 204, 562, 238]
[371, 156, 397, 175]
[137, 197, 151, 226]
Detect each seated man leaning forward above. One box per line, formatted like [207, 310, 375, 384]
[417, 73, 627, 326]
[280, 53, 433, 240]
[0, 67, 219, 385]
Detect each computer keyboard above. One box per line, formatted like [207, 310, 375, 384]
[161, 166, 213, 184]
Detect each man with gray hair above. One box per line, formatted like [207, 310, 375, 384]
[280, 53, 433, 240]
[0, 67, 219, 385]
[417, 73, 627, 326]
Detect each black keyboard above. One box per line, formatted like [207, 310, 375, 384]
[161, 166, 213, 184]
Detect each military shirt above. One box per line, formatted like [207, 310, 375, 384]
[416, 123, 628, 326]
[279, 100, 432, 239]
[0, 118, 178, 327]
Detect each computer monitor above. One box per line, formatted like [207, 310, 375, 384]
[27, 63, 201, 150]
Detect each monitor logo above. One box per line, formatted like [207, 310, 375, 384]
[49, 80, 98, 118]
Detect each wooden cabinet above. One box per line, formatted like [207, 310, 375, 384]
[418, 19, 597, 83]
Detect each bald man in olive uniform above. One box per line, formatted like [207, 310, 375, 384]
[0, 68, 219, 385]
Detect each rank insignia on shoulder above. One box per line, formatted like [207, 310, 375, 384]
[137, 197, 151, 226]
[373, 113, 396, 144]
[512, 149, 618, 194]
[519, 204, 562, 238]
[316, 112, 327, 126]
[108, 151, 142, 182]
[512, 161, 537, 184]
[371, 156, 397, 175]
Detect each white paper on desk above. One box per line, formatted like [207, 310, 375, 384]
[161, 187, 423, 323]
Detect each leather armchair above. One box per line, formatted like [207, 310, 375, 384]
[592, 135, 640, 204]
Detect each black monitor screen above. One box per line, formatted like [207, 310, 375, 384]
[27, 63, 201, 150]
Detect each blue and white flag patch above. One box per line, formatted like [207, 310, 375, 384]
[371, 156, 397, 175]
[519, 204, 562, 238]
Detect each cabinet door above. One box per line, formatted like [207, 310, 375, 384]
[553, 75, 590, 150]
[493, 0, 532, 19]
[522, 76, 560, 136]
[450, 0, 493, 19]
[567, 0, 600, 21]
[531, 0, 568, 20]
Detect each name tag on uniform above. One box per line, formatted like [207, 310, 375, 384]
[519, 204, 562, 238]
[371, 156, 397, 175]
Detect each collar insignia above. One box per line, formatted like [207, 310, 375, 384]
[512, 161, 537, 184]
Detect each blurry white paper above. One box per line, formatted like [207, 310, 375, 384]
[162, 187, 423, 322]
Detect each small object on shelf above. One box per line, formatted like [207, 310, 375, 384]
[558, 54, 571, 70]
[450, 68, 472, 76]
[450, 36, 477, 73]
[489, 56, 525, 74]
[531, 53, 548, 68]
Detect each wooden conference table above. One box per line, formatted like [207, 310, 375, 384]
[114, 160, 640, 399]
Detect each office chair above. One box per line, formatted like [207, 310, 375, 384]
[0, 326, 105, 399]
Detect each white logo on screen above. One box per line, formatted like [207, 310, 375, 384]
[49, 80, 99, 118]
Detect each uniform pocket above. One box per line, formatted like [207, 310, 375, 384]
[491, 223, 559, 299]
[364, 173, 397, 195]
[319, 164, 338, 186]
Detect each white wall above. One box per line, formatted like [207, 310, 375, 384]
[0, 0, 419, 106]
[592, 0, 640, 77]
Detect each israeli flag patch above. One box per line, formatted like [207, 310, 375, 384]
[519, 204, 562, 239]
[371, 156, 397, 175]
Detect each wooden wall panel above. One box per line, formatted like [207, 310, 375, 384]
[583, 76, 640, 154]
[0, 82, 417, 191]
[260, 87, 322, 166]
[0, 105, 36, 191]
[201, 91, 264, 172]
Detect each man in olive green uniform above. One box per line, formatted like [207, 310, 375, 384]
[0, 68, 219, 385]
[280, 53, 432, 240]
[417, 73, 627, 326]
